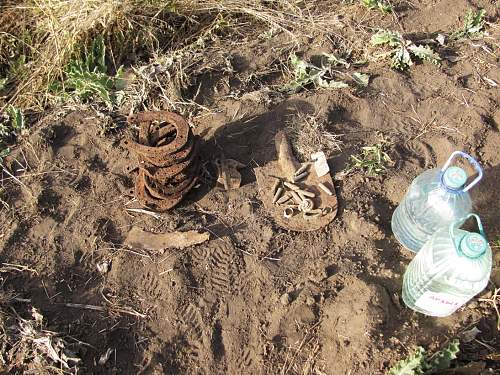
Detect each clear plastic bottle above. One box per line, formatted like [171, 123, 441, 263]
[392, 151, 483, 252]
[402, 214, 491, 317]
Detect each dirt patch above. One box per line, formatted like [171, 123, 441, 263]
[1, 0, 499, 374]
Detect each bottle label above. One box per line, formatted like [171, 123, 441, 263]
[414, 291, 470, 316]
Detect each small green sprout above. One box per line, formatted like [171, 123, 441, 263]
[5, 104, 25, 132]
[280, 54, 369, 93]
[491, 237, 500, 249]
[352, 72, 370, 87]
[0, 78, 7, 91]
[361, 0, 393, 13]
[350, 140, 392, 175]
[452, 9, 486, 40]
[0, 105, 25, 162]
[388, 339, 460, 375]
[0, 147, 10, 163]
[371, 30, 441, 70]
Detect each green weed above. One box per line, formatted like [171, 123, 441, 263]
[352, 72, 370, 87]
[491, 237, 500, 249]
[371, 30, 441, 70]
[0, 148, 10, 163]
[0, 104, 25, 162]
[0, 78, 7, 91]
[54, 36, 122, 107]
[388, 339, 460, 375]
[452, 9, 486, 40]
[5, 105, 25, 132]
[259, 27, 280, 40]
[280, 54, 369, 93]
[361, 0, 393, 13]
[350, 139, 392, 175]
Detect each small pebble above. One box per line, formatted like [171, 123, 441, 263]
[280, 293, 291, 306]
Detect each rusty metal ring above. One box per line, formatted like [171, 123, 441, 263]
[124, 111, 190, 155]
[135, 171, 198, 211]
[140, 141, 198, 180]
[142, 170, 197, 198]
[149, 123, 176, 146]
[142, 155, 200, 185]
[137, 135, 195, 168]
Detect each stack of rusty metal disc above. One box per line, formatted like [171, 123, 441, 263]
[122, 111, 199, 211]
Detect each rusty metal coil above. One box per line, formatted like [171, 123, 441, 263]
[123, 111, 200, 211]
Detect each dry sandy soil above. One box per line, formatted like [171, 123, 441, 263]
[1, 0, 499, 374]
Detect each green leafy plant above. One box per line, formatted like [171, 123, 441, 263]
[352, 72, 370, 87]
[492, 237, 500, 249]
[0, 78, 7, 91]
[0, 147, 10, 163]
[452, 9, 486, 39]
[5, 105, 25, 132]
[361, 0, 393, 13]
[58, 36, 122, 107]
[281, 54, 369, 93]
[350, 139, 392, 175]
[371, 30, 441, 70]
[388, 340, 460, 375]
[0, 105, 25, 162]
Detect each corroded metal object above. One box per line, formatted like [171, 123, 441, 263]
[123, 111, 199, 211]
[254, 130, 338, 232]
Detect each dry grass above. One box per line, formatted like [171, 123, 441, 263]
[0, 303, 81, 374]
[286, 113, 343, 162]
[0, 264, 81, 374]
[0, 0, 349, 110]
[263, 320, 325, 375]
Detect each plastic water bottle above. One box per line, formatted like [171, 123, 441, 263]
[402, 214, 491, 317]
[392, 151, 483, 252]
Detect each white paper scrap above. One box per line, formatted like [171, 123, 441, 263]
[311, 151, 330, 177]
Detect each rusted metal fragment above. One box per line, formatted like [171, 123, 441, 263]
[124, 226, 209, 250]
[254, 130, 338, 231]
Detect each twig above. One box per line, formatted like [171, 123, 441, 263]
[63, 303, 147, 318]
[119, 247, 153, 259]
[125, 208, 163, 220]
[1, 262, 39, 275]
[0, 163, 33, 196]
[64, 303, 105, 312]
[239, 248, 281, 261]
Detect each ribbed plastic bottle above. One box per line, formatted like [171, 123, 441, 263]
[402, 214, 491, 317]
[392, 151, 483, 252]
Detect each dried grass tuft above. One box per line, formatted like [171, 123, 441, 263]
[0, 295, 82, 374]
[0, 264, 81, 374]
[286, 113, 343, 162]
[0, 0, 346, 110]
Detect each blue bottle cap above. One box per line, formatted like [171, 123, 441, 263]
[459, 233, 487, 258]
[443, 166, 467, 190]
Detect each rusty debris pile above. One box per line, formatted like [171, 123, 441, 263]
[271, 169, 334, 220]
[123, 111, 199, 211]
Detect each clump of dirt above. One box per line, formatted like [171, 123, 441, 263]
[1, 0, 500, 374]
